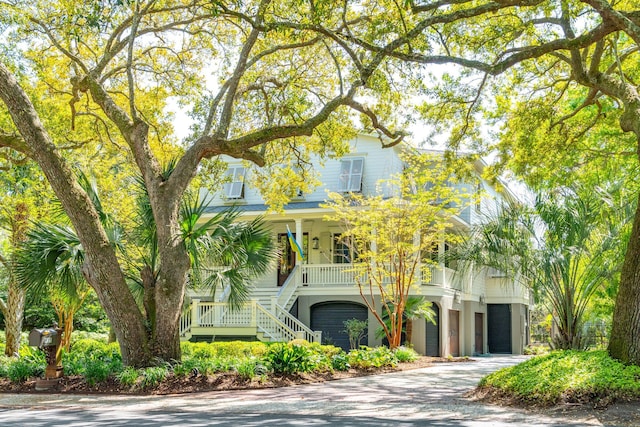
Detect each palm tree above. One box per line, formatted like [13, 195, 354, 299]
[128, 173, 277, 326]
[376, 296, 436, 346]
[454, 186, 629, 349]
[15, 223, 91, 352]
[14, 171, 120, 352]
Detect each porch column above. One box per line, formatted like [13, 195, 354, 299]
[439, 232, 446, 288]
[295, 218, 303, 262]
[191, 299, 200, 327]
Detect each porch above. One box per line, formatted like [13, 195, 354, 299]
[180, 263, 463, 343]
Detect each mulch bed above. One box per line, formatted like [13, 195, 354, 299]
[0, 356, 458, 395]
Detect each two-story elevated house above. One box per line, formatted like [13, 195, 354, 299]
[179, 135, 532, 356]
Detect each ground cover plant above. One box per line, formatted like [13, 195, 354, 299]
[476, 350, 640, 407]
[0, 338, 423, 394]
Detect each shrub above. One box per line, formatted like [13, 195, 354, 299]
[139, 366, 168, 389]
[6, 359, 42, 383]
[480, 350, 640, 405]
[173, 358, 203, 377]
[116, 367, 139, 387]
[343, 318, 368, 350]
[348, 346, 398, 369]
[5, 346, 45, 382]
[0, 355, 10, 377]
[236, 357, 269, 380]
[394, 346, 419, 362]
[84, 360, 112, 386]
[331, 352, 350, 371]
[62, 339, 123, 381]
[264, 343, 315, 374]
[523, 344, 549, 355]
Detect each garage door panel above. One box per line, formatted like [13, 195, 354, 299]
[311, 302, 368, 351]
[487, 304, 512, 354]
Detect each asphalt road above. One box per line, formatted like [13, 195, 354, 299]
[0, 355, 629, 426]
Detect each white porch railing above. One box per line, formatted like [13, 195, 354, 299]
[300, 263, 460, 289]
[179, 300, 321, 343]
[277, 265, 301, 311]
[255, 303, 296, 342]
[180, 308, 192, 337]
[275, 305, 321, 342]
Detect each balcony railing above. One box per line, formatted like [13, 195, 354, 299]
[299, 263, 460, 289]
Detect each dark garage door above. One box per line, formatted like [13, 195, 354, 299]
[311, 302, 368, 351]
[425, 304, 440, 356]
[487, 304, 512, 354]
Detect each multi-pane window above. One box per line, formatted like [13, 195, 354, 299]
[339, 158, 364, 192]
[223, 166, 246, 199]
[332, 233, 361, 264]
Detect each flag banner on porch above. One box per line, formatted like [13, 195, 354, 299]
[286, 225, 305, 260]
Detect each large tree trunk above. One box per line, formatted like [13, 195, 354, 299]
[149, 204, 190, 362]
[608, 191, 640, 365]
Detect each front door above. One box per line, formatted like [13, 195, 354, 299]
[449, 310, 459, 357]
[277, 233, 296, 286]
[475, 312, 484, 355]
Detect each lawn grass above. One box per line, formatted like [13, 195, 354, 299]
[479, 350, 640, 405]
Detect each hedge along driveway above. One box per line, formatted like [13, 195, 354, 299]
[0, 355, 627, 426]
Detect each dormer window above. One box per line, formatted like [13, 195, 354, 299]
[223, 166, 246, 199]
[339, 157, 364, 192]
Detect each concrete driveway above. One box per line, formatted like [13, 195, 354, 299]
[0, 355, 632, 426]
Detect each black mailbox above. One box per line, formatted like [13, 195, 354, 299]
[29, 328, 60, 348]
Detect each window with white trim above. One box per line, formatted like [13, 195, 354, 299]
[223, 166, 246, 199]
[339, 157, 364, 192]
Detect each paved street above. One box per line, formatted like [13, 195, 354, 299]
[0, 356, 629, 426]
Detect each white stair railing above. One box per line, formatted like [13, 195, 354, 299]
[274, 305, 321, 343]
[255, 303, 296, 342]
[276, 265, 301, 311]
[180, 308, 192, 337]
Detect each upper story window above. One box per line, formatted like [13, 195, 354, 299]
[475, 182, 482, 213]
[339, 157, 364, 192]
[223, 166, 246, 199]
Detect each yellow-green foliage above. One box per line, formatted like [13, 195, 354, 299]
[180, 341, 268, 359]
[288, 339, 343, 358]
[480, 350, 640, 405]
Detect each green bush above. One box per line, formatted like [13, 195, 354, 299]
[0, 355, 10, 377]
[139, 366, 168, 389]
[264, 343, 315, 374]
[348, 346, 398, 369]
[84, 360, 112, 386]
[480, 350, 640, 405]
[173, 358, 203, 377]
[236, 357, 268, 380]
[6, 359, 42, 383]
[181, 341, 267, 360]
[523, 344, 549, 355]
[62, 339, 123, 381]
[394, 346, 419, 362]
[331, 352, 350, 371]
[116, 366, 139, 387]
[4, 346, 46, 382]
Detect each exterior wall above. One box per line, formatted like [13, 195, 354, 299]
[511, 303, 529, 355]
[204, 134, 406, 206]
[462, 301, 486, 355]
